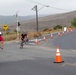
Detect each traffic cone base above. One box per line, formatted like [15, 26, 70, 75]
[54, 61, 64, 63]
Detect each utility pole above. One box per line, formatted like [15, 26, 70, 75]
[32, 5, 49, 31]
[16, 12, 20, 40]
[32, 5, 39, 31]
[35, 5, 38, 31]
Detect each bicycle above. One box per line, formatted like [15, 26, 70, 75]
[0, 42, 3, 49]
[20, 38, 29, 49]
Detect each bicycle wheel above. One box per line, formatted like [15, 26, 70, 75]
[20, 40, 23, 49]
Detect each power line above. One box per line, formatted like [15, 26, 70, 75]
[48, 6, 69, 11]
[26, 0, 70, 11]
[27, 0, 45, 6]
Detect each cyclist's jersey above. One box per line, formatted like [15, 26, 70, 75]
[21, 33, 27, 40]
[0, 36, 4, 41]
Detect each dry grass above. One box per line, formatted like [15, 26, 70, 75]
[28, 32, 42, 39]
[3, 33, 17, 41]
[28, 29, 63, 38]
[3, 29, 63, 41]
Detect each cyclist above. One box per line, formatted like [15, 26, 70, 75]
[20, 31, 28, 49]
[25, 32, 29, 44]
[0, 32, 4, 49]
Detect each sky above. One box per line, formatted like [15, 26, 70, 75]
[0, 0, 76, 16]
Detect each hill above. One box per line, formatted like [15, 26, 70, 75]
[0, 15, 36, 25]
[1, 11, 76, 32]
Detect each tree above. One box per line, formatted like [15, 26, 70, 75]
[71, 18, 76, 27]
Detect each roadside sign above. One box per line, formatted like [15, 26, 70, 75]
[3, 24, 8, 30]
[16, 26, 20, 31]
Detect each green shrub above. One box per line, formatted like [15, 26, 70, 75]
[53, 25, 62, 30]
[71, 18, 76, 27]
[43, 28, 49, 31]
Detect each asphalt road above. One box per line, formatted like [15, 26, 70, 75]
[0, 30, 76, 75]
[51, 30, 76, 50]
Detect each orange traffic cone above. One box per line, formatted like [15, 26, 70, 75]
[50, 34, 53, 39]
[43, 36, 46, 42]
[58, 32, 60, 36]
[54, 46, 64, 63]
[35, 39, 38, 45]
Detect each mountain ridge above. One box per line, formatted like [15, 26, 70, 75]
[0, 11, 76, 31]
[0, 15, 45, 25]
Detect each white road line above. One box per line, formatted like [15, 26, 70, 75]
[62, 63, 76, 66]
[29, 39, 42, 42]
[72, 50, 76, 52]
